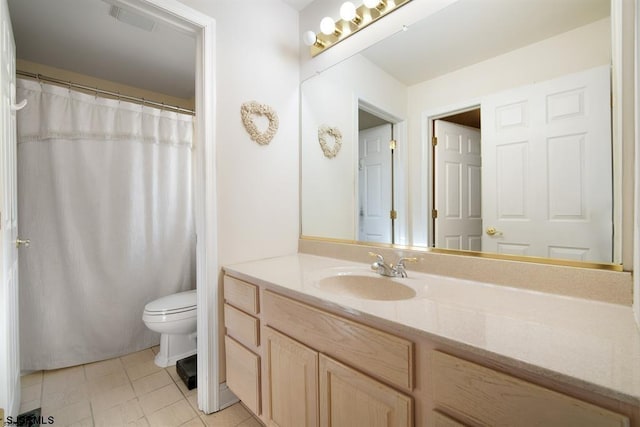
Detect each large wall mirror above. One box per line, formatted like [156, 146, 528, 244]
[301, 0, 622, 267]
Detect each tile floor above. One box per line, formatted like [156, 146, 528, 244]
[19, 346, 263, 427]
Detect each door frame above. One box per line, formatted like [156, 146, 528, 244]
[102, 0, 220, 413]
[420, 100, 481, 248]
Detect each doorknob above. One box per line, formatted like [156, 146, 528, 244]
[16, 238, 30, 248]
[485, 227, 502, 236]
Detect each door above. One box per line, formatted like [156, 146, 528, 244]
[319, 354, 412, 427]
[0, 0, 20, 417]
[480, 66, 612, 262]
[358, 124, 393, 243]
[264, 327, 319, 427]
[434, 120, 482, 251]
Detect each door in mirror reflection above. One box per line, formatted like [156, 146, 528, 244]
[433, 65, 612, 263]
[358, 123, 393, 243]
[434, 119, 482, 250]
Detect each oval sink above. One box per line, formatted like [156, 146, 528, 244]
[316, 274, 416, 301]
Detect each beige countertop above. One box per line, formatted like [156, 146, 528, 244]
[224, 253, 640, 405]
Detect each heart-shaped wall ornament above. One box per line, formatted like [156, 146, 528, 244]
[240, 101, 279, 145]
[318, 124, 342, 159]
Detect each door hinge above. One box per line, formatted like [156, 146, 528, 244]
[432, 209, 438, 219]
[389, 139, 397, 150]
[390, 210, 397, 220]
[432, 136, 438, 147]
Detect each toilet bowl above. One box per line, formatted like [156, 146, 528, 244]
[143, 290, 197, 367]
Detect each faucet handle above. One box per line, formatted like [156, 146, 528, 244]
[368, 252, 385, 263]
[397, 257, 418, 267]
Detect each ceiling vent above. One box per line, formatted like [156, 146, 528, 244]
[109, 6, 156, 32]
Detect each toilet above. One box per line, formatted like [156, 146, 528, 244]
[142, 289, 197, 367]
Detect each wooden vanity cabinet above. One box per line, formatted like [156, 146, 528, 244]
[223, 276, 262, 415]
[223, 273, 637, 427]
[262, 324, 412, 427]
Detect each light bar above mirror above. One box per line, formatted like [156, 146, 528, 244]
[303, 0, 412, 56]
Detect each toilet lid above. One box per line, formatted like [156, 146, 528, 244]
[144, 290, 196, 315]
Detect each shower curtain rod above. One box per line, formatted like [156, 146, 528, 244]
[16, 70, 195, 116]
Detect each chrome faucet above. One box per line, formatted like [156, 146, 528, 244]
[369, 252, 417, 278]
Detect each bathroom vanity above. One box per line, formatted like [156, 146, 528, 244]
[222, 253, 640, 426]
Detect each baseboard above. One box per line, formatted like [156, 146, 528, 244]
[218, 382, 239, 411]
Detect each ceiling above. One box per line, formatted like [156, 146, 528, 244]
[8, 0, 196, 99]
[7, 0, 610, 99]
[361, 0, 610, 86]
[281, 0, 315, 11]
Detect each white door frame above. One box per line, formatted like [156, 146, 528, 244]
[105, 0, 219, 413]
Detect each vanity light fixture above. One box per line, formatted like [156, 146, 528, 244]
[303, 0, 412, 56]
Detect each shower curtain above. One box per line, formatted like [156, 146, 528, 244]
[16, 79, 196, 370]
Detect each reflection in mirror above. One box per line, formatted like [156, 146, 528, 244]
[301, 0, 619, 265]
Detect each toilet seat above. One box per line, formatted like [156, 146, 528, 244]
[144, 290, 196, 317]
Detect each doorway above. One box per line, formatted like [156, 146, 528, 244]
[432, 108, 481, 250]
[0, 0, 219, 417]
[357, 103, 403, 245]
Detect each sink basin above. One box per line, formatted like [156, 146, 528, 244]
[316, 274, 416, 301]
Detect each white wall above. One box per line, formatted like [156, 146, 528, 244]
[407, 18, 611, 246]
[178, 0, 300, 264]
[301, 54, 407, 240]
[176, 0, 300, 380]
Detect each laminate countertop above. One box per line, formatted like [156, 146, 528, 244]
[224, 253, 640, 405]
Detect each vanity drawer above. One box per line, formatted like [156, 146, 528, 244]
[263, 290, 413, 391]
[224, 303, 259, 348]
[224, 275, 259, 315]
[431, 351, 629, 427]
[225, 336, 261, 415]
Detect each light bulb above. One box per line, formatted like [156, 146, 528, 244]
[363, 0, 379, 8]
[320, 16, 336, 35]
[340, 2, 357, 21]
[302, 30, 317, 46]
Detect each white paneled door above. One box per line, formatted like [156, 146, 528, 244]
[358, 124, 393, 243]
[434, 120, 482, 251]
[481, 66, 612, 262]
[0, 0, 21, 418]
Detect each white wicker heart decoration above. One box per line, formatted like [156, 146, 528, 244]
[318, 125, 342, 159]
[240, 101, 279, 145]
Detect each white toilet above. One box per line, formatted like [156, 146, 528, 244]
[142, 289, 197, 367]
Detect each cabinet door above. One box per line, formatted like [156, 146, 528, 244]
[225, 336, 261, 415]
[264, 327, 319, 427]
[319, 354, 412, 427]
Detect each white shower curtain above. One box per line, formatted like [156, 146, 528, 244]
[16, 79, 196, 370]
